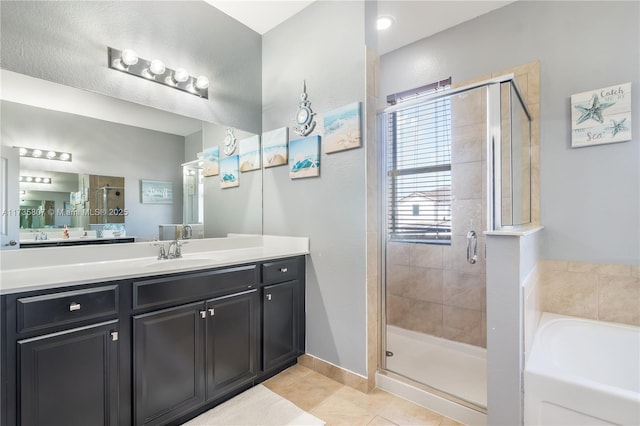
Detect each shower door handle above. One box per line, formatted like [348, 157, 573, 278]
[466, 230, 477, 264]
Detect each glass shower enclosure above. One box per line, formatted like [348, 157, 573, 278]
[379, 74, 532, 412]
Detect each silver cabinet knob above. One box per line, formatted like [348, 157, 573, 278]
[200, 311, 207, 318]
[111, 331, 119, 341]
[69, 303, 81, 311]
[208, 308, 215, 316]
[280, 267, 288, 273]
[266, 294, 272, 301]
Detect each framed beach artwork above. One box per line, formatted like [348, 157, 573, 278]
[571, 82, 632, 148]
[262, 127, 289, 168]
[220, 155, 239, 189]
[202, 146, 220, 177]
[140, 180, 173, 204]
[239, 135, 261, 172]
[289, 135, 320, 179]
[323, 101, 361, 154]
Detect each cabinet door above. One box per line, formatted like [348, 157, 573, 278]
[206, 289, 258, 401]
[262, 280, 299, 371]
[133, 302, 206, 426]
[18, 320, 119, 426]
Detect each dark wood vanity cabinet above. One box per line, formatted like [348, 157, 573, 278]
[0, 255, 305, 426]
[1, 283, 123, 426]
[19, 320, 120, 426]
[261, 257, 305, 373]
[132, 290, 259, 426]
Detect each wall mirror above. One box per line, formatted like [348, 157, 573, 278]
[1, 70, 262, 246]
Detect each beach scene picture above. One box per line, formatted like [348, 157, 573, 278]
[323, 101, 361, 154]
[239, 135, 261, 172]
[262, 127, 289, 167]
[289, 135, 320, 179]
[202, 146, 220, 177]
[220, 155, 239, 189]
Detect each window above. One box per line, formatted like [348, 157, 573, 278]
[385, 94, 452, 244]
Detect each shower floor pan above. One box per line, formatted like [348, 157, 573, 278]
[385, 325, 487, 408]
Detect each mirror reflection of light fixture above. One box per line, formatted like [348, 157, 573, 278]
[16, 146, 72, 162]
[108, 47, 209, 99]
[20, 176, 52, 184]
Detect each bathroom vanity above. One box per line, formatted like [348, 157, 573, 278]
[0, 235, 308, 426]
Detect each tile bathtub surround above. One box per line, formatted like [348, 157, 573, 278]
[264, 364, 463, 425]
[539, 260, 640, 326]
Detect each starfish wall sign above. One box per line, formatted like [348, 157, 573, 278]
[570, 83, 632, 148]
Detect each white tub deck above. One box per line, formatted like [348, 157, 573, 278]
[525, 313, 640, 426]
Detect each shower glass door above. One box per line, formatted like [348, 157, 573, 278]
[380, 76, 532, 411]
[380, 85, 489, 409]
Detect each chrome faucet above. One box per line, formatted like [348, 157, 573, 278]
[152, 242, 168, 259]
[167, 240, 185, 259]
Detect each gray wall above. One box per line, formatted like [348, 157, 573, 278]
[0, 1, 262, 134]
[2, 101, 184, 239]
[380, 1, 639, 265]
[262, 1, 368, 375]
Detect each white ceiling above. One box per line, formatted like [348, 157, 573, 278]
[204, 0, 515, 54]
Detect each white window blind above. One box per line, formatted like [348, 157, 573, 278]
[385, 94, 452, 243]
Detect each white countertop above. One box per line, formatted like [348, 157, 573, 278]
[0, 235, 309, 295]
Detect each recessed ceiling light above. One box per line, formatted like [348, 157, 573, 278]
[377, 15, 394, 31]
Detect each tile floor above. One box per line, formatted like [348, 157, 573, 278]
[263, 364, 463, 426]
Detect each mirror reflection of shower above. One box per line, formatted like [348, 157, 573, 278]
[100, 185, 125, 224]
[182, 158, 204, 225]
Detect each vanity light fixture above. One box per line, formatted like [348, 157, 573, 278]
[108, 47, 209, 99]
[16, 146, 72, 162]
[20, 176, 52, 184]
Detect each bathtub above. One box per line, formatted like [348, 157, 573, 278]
[525, 313, 640, 425]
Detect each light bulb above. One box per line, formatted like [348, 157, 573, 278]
[19, 148, 27, 156]
[35, 177, 42, 183]
[149, 59, 166, 75]
[42, 178, 51, 183]
[121, 49, 138, 66]
[19, 176, 25, 181]
[46, 151, 57, 159]
[59, 153, 71, 161]
[32, 149, 42, 158]
[25, 177, 33, 182]
[377, 16, 394, 31]
[174, 68, 189, 83]
[195, 76, 209, 90]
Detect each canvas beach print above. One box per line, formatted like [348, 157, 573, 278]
[262, 127, 289, 168]
[220, 155, 239, 189]
[239, 135, 261, 172]
[202, 146, 220, 176]
[323, 102, 361, 153]
[289, 135, 320, 179]
[571, 83, 632, 148]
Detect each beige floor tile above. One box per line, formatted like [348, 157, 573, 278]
[310, 391, 377, 425]
[368, 415, 400, 425]
[265, 367, 343, 412]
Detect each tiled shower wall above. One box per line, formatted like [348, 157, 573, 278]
[385, 62, 540, 348]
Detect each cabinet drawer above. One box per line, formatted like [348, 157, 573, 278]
[133, 265, 257, 310]
[17, 285, 119, 334]
[262, 258, 299, 284]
